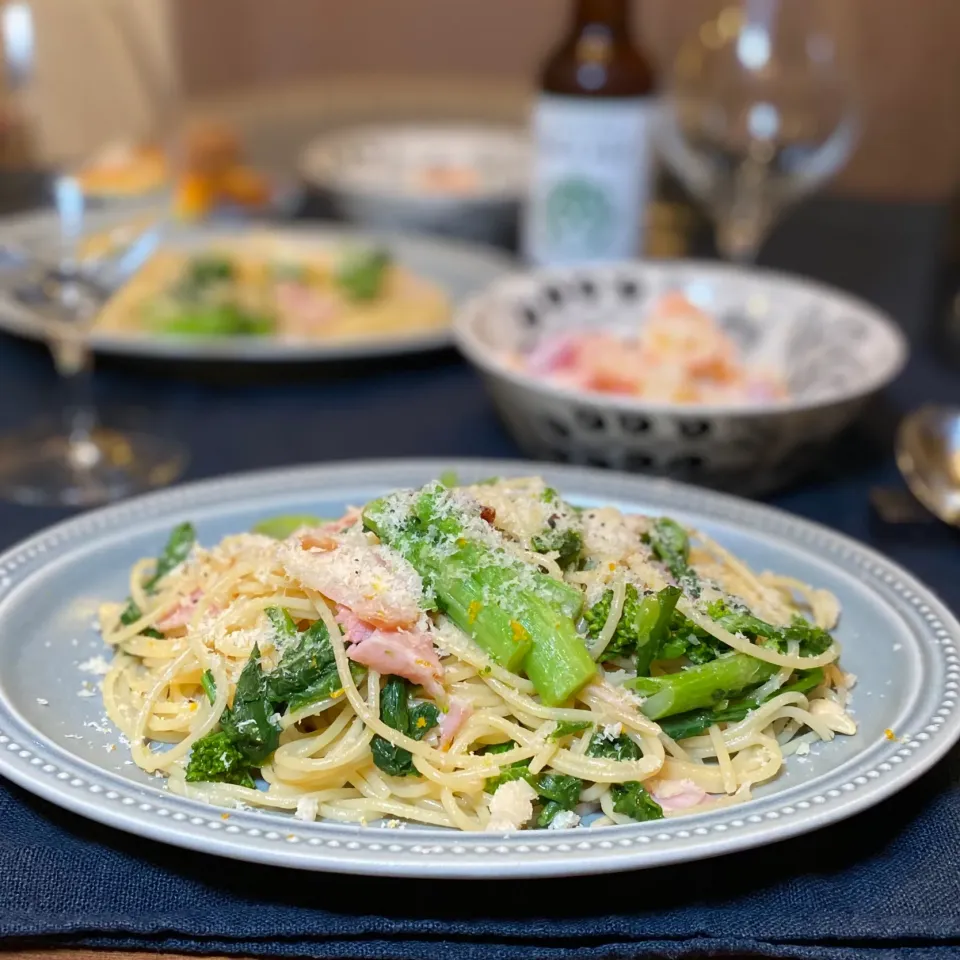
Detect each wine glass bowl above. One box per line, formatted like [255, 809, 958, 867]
[655, 0, 859, 261]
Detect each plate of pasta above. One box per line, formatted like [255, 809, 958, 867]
[0, 460, 956, 878]
[0, 210, 515, 361]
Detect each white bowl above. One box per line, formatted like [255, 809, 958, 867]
[299, 124, 528, 247]
[454, 260, 909, 494]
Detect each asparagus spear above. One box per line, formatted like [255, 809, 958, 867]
[364, 486, 596, 705]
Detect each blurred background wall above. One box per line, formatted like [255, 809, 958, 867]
[14, 0, 960, 201]
[173, 0, 960, 201]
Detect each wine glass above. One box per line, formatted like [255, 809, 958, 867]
[654, 0, 860, 262]
[0, 175, 187, 506]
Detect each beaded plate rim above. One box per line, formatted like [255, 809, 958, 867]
[0, 458, 956, 879]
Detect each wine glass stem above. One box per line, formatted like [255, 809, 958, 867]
[715, 163, 771, 263]
[50, 333, 100, 469]
[715, 219, 763, 264]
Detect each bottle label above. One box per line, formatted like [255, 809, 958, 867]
[523, 94, 655, 266]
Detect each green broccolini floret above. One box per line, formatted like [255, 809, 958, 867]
[583, 585, 681, 673]
[659, 610, 724, 664]
[530, 487, 584, 569]
[530, 526, 583, 570]
[706, 599, 833, 657]
[584, 585, 638, 659]
[185, 731, 256, 788]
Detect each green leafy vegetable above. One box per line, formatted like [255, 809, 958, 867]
[287, 662, 365, 712]
[118, 599, 163, 639]
[335, 247, 391, 301]
[370, 677, 440, 777]
[185, 731, 256, 788]
[586, 731, 642, 762]
[201, 669, 217, 705]
[611, 781, 663, 821]
[186, 606, 359, 784]
[118, 523, 196, 639]
[252, 514, 327, 539]
[480, 742, 583, 826]
[263, 609, 335, 703]
[537, 801, 566, 828]
[438, 470, 459, 489]
[218, 644, 280, 766]
[260, 606, 363, 711]
[706, 599, 834, 657]
[550, 720, 591, 741]
[144, 522, 196, 591]
[484, 758, 532, 795]
[535, 772, 582, 810]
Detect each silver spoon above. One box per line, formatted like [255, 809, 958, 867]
[892, 404, 960, 526]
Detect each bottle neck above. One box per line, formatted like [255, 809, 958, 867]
[572, 0, 632, 36]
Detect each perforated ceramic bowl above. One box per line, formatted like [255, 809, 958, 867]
[454, 261, 908, 494]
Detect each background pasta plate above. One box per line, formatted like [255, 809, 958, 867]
[0, 211, 516, 362]
[0, 460, 956, 878]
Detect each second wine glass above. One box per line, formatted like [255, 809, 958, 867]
[0, 177, 186, 506]
[655, 0, 860, 262]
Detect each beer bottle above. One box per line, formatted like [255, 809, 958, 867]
[523, 0, 657, 265]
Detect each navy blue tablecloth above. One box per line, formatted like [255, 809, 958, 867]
[2, 197, 960, 959]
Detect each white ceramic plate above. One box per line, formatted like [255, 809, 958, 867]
[0, 210, 516, 362]
[0, 459, 956, 878]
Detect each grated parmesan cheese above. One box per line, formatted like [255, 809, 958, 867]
[598, 722, 623, 742]
[77, 655, 112, 676]
[547, 810, 581, 830]
[294, 797, 319, 822]
[485, 778, 537, 832]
